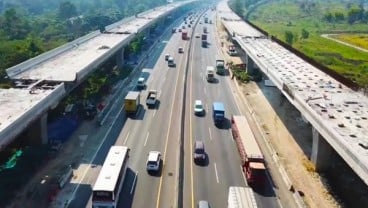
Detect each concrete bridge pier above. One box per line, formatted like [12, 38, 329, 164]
[246, 55, 261, 75]
[23, 113, 48, 145]
[311, 126, 333, 172]
[116, 48, 125, 70]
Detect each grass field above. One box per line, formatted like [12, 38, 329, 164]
[247, 0, 368, 87]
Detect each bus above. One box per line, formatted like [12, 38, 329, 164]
[228, 186, 258, 208]
[92, 146, 130, 208]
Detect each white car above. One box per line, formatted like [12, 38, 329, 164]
[195, 34, 200, 38]
[146, 151, 162, 173]
[194, 100, 204, 116]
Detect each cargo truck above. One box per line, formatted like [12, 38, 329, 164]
[124, 91, 140, 114]
[146, 90, 158, 108]
[182, 31, 188, 40]
[201, 34, 207, 47]
[212, 102, 225, 126]
[216, 59, 225, 75]
[231, 115, 266, 187]
[228, 186, 258, 208]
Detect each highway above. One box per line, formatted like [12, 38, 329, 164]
[68, 7, 282, 208]
[181, 10, 280, 208]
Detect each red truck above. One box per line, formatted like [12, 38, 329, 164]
[182, 31, 188, 40]
[231, 115, 266, 187]
[201, 34, 207, 47]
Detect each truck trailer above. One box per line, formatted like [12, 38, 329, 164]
[231, 115, 266, 187]
[124, 91, 140, 115]
[228, 186, 258, 208]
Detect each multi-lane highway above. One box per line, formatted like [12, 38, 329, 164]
[69, 7, 284, 208]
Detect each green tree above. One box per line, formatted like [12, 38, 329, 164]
[0, 8, 30, 39]
[324, 12, 334, 22]
[233, 0, 243, 15]
[334, 12, 345, 21]
[301, 28, 309, 39]
[58, 1, 78, 20]
[285, 31, 294, 45]
[347, 7, 364, 24]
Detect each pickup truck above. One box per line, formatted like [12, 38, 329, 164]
[146, 90, 158, 108]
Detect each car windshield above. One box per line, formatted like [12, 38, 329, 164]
[195, 148, 204, 154]
[148, 160, 157, 165]
[195, 104, 203, 109]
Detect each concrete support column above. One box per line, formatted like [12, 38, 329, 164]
[116, 48, 125, 69]
[246, 54, 255, 74]
[40, 113, 48, 144]
[24, 113, 48, 145]
[311, 126, 333, 172]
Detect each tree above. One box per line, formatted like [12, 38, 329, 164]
[334, 12, 345, 22]
[58, 1, 78, 20]
[324, 12, 334, 22]
[232, 0, 243, 15]
[285, 31, 294, 45]
[301, 28, 309, 39]
[0, 8, 30, 40]
[347, 7, 364, 24]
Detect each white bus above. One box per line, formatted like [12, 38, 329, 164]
[228, 186, 258, 208]
[92, 146, 130, 208]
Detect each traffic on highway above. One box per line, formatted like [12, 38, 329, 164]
[69, 6, 284, 208]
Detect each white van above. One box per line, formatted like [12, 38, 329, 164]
[168, 56, 175, 67]
[137, 77, 145, 90]
[206, 66, 215, 82]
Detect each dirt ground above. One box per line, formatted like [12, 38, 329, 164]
[217, 24, 340, 208]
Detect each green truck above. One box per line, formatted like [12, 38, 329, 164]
[216, 59, 225, 75]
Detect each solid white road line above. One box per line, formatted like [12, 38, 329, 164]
[123, 132, 130, 145]
[144, 132, 149, 146]
[208, 127, 212, 141]
[130, 171, 138, 195]
[214, 163, 220, 183]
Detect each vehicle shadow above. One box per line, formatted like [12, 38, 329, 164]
[118, 168, 138, 208]
[128, 105, 146, 120]
[147, 100, 160, 110]
[194, 153, 210, 167]
[215, 118, 231, 130]
[208, 78, 219, 84]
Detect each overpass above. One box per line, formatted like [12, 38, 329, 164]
[217, 1, 368, 186]
[0, 0, 195, 150]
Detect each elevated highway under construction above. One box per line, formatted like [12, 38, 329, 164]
[0, 0, 195, 150]
[217, 0, 368, 191]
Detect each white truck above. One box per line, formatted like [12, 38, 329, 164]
[206, 66, 215, 82]
[228, 186, 258, 208]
